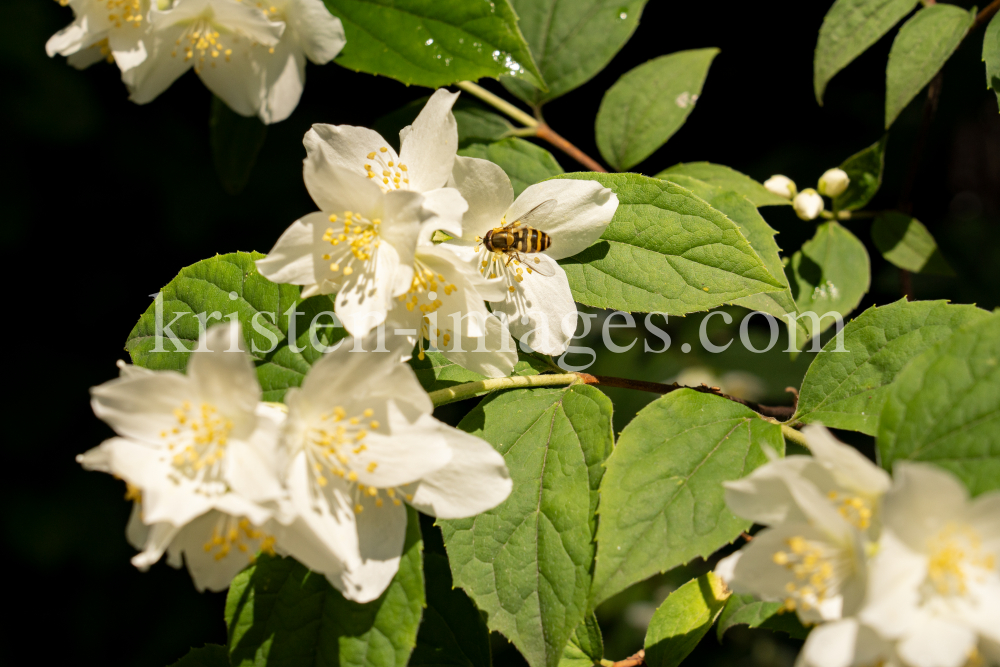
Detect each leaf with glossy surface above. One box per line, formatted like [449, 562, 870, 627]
[656, 163, 790, 207]
[439, 385, 614, 667]
[460, 138, 564, 197]
[169, 645, 231, 667]
[795, 299, 989, 435]
[833, 136, 887, 212]
[211, 96, 267, 195]
[813, 0, 919, 104]
[557, 173, 785, 315]
[410, 552, 491, 667]
[716, 594, 810, 641]
[787, 221, 871, 344]
[500, 0, 649, 106]
[985, 12, 1000, 106]
[878, 312, 1000, 495]
[324, 0, 544, 89]
[592, 390, 783, 605]
[558, 613, 603, 667]
[872, 212, 953, 275]
[596, 49, 719, 171]
[225, 508, 425, 667]
[885, 4, 975, 128]
[643, 574, 730, 667]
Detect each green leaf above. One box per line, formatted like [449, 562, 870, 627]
[878, 312, 1000, 495]
[833, 135, 887, 212]
[656, 163, 791, 207]
[459, 137, 564, 197]
[410, 552, 491, 667]
[439, 385, 615, 667]
[643, 574, 730, 667]
[716, 594, 810, 641]
[124, 252, 347, 402]
[591, 390, 783, 605]
[985, 12, 1000, 107]
[795, 299, 989, 435]
[499, 0, 649, 106]
[813, 0, 919, 104]
[872, 211, 954, 276]
[558, 613, 604, 667]
[885, 4, 976, 128]
[596, 49, 719, 171]
[556, 173, 785, 315]
[169, 645, 231, 667]
[375, 98, 516, 151]
[226, 507, 425, 667]
[210, 96, 267, 196]
[324, 0, 544, 90]
[787, 221, 871, 345]
[410, 349, 550, 393]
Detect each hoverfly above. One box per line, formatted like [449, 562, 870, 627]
[477, 199, 558, 277]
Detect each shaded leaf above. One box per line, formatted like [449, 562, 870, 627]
[225, 508, 424, 667]
[833, 135, 887, 212]
[643, 574, 730, 667]
[872, 211, 953, 275]
[439, 385, 614, 667]
[786, 221, 870, 345]
[592, 390, 783, 605]
[460, 137, 564, 197]
[410, 349, 550, 393]
[210, 96, 267, 196]
[716, 594, 810, 641]
[411, 552, 491, 667]
[878, 312, 1000, 495]
[557, 173, 785, 315]
[985, 12, 1000, 107]
[500, 0, 649, 106]
[885, 4, 975, 128]
[656, 163, 791, 207]
[596, 49, 718, 171]
[558, 613, 604, 667]
[813, 0, 919, 104]
[324, 0, 544, 89]
[795, 299, 989, 435]
[169, 645, 231, 667]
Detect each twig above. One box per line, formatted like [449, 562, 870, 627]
[454, 80, 537, 128]
[535, 123, 608, 172]
[974, 0, 1000, 30]
[608, 649, 645, 667]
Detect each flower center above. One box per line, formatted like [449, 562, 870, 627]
[202, 515, 275, 562]
[363, 146, 410, 191]
[160, 401, 233, 486]
[772, 535, 843, 612]
[104, 0, 143, 28]
[926, 523, 995, 597]
[321, 212, 381, 278]
[827, 490, 874, 530]
[398, 263, 458, 359]
[170, 21, 238, 71]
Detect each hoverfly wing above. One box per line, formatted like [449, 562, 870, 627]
[509, 199, 558, 228]
[521, 256, 555, 277]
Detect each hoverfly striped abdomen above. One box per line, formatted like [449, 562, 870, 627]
[483, 227, 551, 254]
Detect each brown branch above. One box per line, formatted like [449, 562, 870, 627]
[535, 123, 608, 172]
[611, 649, 646, 667]
[583, 375, 796, 421]
[975, 0, 1000, 30]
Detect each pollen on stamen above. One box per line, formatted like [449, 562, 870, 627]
[367, 152, 376, 159]
[379, 147, 388, 153]
[347, 471, 358, 482]
[343, 266, 354, 275]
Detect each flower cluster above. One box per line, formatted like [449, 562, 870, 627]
[46, 0, 345, 123]
[764, 168, 849, 221]
[716, 425, 1000, 667]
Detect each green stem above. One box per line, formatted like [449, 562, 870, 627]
[455, 81, 538, 129]
[429, 373, 581, 407]
[781, 424, 811, 450]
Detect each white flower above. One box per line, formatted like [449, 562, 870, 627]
[818, 168, 850, 198]
[79, 322, 287, 591]
[794, 188, 825, 220]
[271, 334, 512, 602]
[445, 156, 618, 356]
[859, 463, 1000, 667]
[126, 0, 287, 119]
[46, 0, 152, 81]
[795, 618, 901, 667]
[764, 174, 797, 199]
[257, 91, 468, 337]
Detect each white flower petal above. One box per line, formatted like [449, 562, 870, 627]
[90, 371, 192, 444]
[166, 510, 260, 592]
[131, 521, 180, 571]
[439, 315, 518, 378]
[803, 424, 891, 495]
[334, 493, 407, 603]
[67, 42, 107, 69]
[449, 155, 514, 240]
[186, 322, 261, 437]
[285, 0, 345, 64]
[506, 179, 617, 260]
[127, 24, 192, 105]
[303, 128, 389, 213]
[202, 0, 284, 45]
[256, 211, 331, 287]
[883, 461, 970, 554]
[77, 440, 115, 473]
[126, 501, 149, 550]
[418, 187, 468, 242]
[197, 39, 264, 119]
[491, 255, 576, 356]
[408, 424, 511, 519]
[398, 89, 460, 192]
[438, 242, 508, 302]
[306, 123, 398, 185]
[799, 619, 896, 667]
[107, 26, 148, 75]
[255, 38, 306, 125]
[858, 531, 926, 638]
[897, 616, 977, 667]
[334, 240, 403, 338]
[46, 16, 91, 57]
[349, 410, 451, 490]
[723, 455, 816, 525]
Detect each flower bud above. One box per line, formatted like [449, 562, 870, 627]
[817, 168, 850, 197]
[763, 175, 797, 199]
[793, 189, 824, 221]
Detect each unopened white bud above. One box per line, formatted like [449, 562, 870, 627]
[793, 189, 824, 221]
[817, 168, 850, 197]
[763, 175, 797, 199]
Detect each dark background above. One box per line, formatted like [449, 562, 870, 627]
[3, 0, 997, 664]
